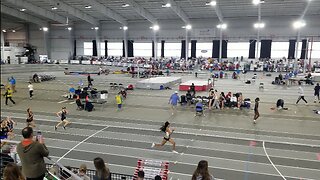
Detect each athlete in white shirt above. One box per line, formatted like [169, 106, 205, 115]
[28, 82, 34, 99]
[296, 81, 308, 104]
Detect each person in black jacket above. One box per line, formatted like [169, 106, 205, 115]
[314, 83, 320, 103]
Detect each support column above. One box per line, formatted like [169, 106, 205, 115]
[256, 2, 261, 60]
[25, 23, 30, 44]
[68, 27, 74, 62]
[43, 27, 51, 60]
[256, 29, 260, 59]
[294, 30, 301, 71]
[123, 30, 128, 59]
[219, 29, 222, 62]
[185, 29, 188, 60]
[161, 40, 165, 58]
[95, 27, 100, 57]
[153, 31, 157, 59]
[1, 31, 5, 62]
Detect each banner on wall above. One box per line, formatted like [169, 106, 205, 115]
[193, 29, 215, 37]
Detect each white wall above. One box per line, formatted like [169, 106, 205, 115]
[3, 16, 320, 60]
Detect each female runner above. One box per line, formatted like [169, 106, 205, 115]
[26, 108, 36, 127]
[151, 121, 178, 153]
[55, 107, 71, 130]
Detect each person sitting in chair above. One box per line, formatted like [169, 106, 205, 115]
[195, 100, 204, 116]
[75, 96, 84, 110]
[186, 91, 193, 105]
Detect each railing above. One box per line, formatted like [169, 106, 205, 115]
[1, 139, 153, 180]
[1, 139, 81, 180]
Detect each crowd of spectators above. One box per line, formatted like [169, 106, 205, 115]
[73, 55, 320, 74]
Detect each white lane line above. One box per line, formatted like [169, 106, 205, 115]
[69, 102, 75, 104]
[3, 103, 320, 123]
[263, 141, 287, 180]
[49, 156, 194, 179]
[12, 129, 320, 164]
[6, 115, 320, 148]
[11, 111, 320, 138]
[58, 100, 69, 104]
[56, 126, 109, 162]
[48, 146, 308, 179]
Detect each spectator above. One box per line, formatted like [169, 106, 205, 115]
[28, 82, 34, 100]
[75, 164, 90, 180]
[17, 127, 49, 180]
[0, 145, 14, 168]
[4, 87, 15, 106]
[154, 175, 162, 180]
[69, 86, 76, 100]
[137, 170, 145, 180]
[169, 91, 180, 115]
[191, 160, 214, 180]
[93, 157, 110, 180]
[115, 92, 123, 110]
[314, 83, 320, 103]
[3, 162, 25, 180]
[33, 73, 39, 83]
[186, 91, 193, 105]
[9, 76, 16, 92]
[190, 83, 196, 96]
[296, 81, 308, 104]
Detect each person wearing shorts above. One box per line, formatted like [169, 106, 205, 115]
[151, 121, 178, 153]
[55, 107, 71, 130]
[26, 108, 36, 127]
[169, 91, 180, 115]
[253, 98, 260, 124]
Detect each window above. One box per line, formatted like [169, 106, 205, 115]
[227, 42, 249, 58]
[164, 43, 181, 57]
[134, 43, 152, 57]
[271, 42, 289, 58]
[83, 42, 92, 56]
[311, 42, 320, 59]
[196, 43, 212, 58]
[108, 42, 123, 56]
[100, 42, 105, 56]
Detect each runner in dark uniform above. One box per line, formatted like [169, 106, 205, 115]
[55, 107, 71, 130]
[253, 97, 260, 124]
[151, 121, 178, 153]
[26, 108, 36, 127]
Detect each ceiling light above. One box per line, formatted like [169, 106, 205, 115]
[67, 27, 72, 31]
[205, 1, 217, 6]
[217, 23, 227, 29]
[182, 24, 192, 30]
[12, 30, 16, 33]
[85, 5, 92, 9]
[19, 8, 26, 12]
[120, 26, 128, 30]
[42, 27, 48, 31]
[254, 22, 265, 28]
[252, 0, 260, 5]
[2, 30, 6, 33]
[162, 3, 171, 8]
[51, 7, 58, 10]
[150, 25, 159, 31]
[293, 20, 306, 29]
[94, 27, 99, 30]
[122, 4, 130, 7]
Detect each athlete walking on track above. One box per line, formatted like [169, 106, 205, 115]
[151, 121, 178, 153]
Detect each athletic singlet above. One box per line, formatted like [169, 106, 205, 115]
[61, 110, 67, 121]
[163, 130, 172, 141]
